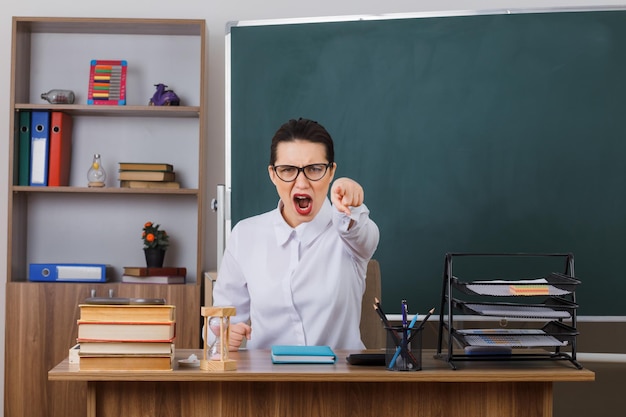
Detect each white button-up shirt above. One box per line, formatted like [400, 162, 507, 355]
[213, 198, 379, 349]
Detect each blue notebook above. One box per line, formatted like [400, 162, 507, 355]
[271, 345, 336, 364]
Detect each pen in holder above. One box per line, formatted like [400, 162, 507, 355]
[385, 325, 422, 371]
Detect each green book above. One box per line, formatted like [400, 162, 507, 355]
[17, 110, 31, 185]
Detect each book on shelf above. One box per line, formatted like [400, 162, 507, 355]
[270, 345, 336, 364]
[48, 111, 73, 186]
[120, 180, 180, 189]
[78, 353, 174, 371]
[29, 110, 50, 186]
[78, 341, 174, 355]
[123, 266, 187, 277]
[77, 320, 176, 342]
[17, 110, 31, 186]
[29, 263, 108, 283]
[122, 275, 185, 284]
[118, 170, 176, 182]
[78, 304, 176, 322]
[118, 162, 173, 171]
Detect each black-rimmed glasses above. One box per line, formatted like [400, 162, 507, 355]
[272, 162, 333, 182]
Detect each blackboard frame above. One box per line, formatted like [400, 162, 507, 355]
[225, 7, 626, 317]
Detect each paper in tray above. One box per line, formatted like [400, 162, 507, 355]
[456, 328, 547, 335]
[462, 333, 568, 347]
[455, 321, 577, 348]
[460, 302, 572, 319]
[453, 272, 580, 297]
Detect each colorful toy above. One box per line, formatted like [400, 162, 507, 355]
[88, 60, 127, 105]
[149, 83, 180, 106]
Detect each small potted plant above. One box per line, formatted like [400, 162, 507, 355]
[142, 221, 169, 267]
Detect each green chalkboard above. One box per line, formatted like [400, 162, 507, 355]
[228, 9, 626, 316]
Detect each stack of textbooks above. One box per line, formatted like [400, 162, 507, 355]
[121, 266, 186, 284]
[76, 303, 176, 370]
[118, 162, 179, 189]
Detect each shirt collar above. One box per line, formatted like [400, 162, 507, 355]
[273, 198, 332, 246]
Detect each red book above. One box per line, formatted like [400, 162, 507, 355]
[122, 266, 187, 277]
[47, 111, 73, 186]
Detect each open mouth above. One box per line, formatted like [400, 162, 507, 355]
[293, 194, 313, 215]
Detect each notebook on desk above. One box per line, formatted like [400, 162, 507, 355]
[270, 345, 336, 364]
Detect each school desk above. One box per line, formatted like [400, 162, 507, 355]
[48, 349, 594, 417]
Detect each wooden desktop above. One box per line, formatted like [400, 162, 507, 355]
[48, 349, 594, 417]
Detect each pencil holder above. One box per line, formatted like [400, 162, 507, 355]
[385, 325, 422, 371]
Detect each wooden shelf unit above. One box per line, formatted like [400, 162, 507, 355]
[4, 17, 207, 417]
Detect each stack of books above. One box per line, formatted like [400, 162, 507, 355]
[118, 162, 180, 189]
[76, 303, 176, 370]
[121, 266, 186, 284]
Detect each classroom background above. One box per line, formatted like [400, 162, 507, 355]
[1, 0, 625, 415]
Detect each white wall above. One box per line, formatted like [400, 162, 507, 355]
[1, 0, 624, 412]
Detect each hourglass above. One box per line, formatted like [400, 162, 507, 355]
[200, 306, 237, 371]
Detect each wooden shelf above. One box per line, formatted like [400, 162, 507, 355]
[14, 103, 201, 117]
[5, 17, 207, 417]
[11, 185, 200, 195]
[15, 16, 205, 36]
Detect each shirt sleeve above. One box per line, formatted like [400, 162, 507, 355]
[211, 227, 252, 325]
[332, 203, 380, 262]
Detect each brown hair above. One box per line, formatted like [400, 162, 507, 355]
[269, 118, 335, 165]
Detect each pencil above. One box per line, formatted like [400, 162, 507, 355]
[373, 304, 393, 329]
[373, 298, 393, 327]
[407, 311, 419, 342]
[373, 301, 401, 345]
[416, 308, 435, 331]
[389, 346, 402, 369]
[408, 307, 435, 343]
